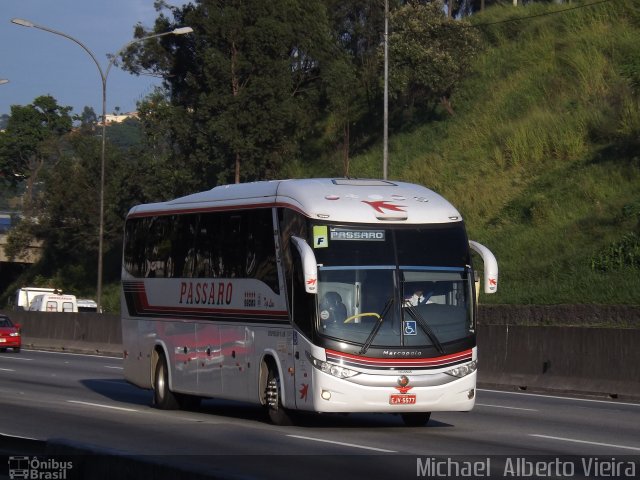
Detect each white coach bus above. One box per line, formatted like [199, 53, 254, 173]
[121, 178, 497, 426]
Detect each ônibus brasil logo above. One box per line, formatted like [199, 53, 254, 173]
[8, 456, 73, 480]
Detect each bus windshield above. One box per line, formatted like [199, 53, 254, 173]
[316, 267, 473, 349]
[312, 224, 474, 351]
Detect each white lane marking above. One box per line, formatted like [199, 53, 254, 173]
[0, 368, 15, 372]
[104, 366, 123, 370]
[0, 432, 40, 440]
[530, 434, 640, 452]
[479, 388, 640, 408]
[287, 434, 397, 453]
[476, 403, 537, 412]
[67, 400, 138, 412]
[25, 349, 122, 360]
[0, 356, 33, 361]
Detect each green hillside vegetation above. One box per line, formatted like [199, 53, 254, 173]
[3, 1, 639, 310]
[347, 0, 640, 304]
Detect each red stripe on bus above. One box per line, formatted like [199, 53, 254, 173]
[325, 348, 472, 368]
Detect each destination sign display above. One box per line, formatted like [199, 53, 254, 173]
[330, 228, 386, 241]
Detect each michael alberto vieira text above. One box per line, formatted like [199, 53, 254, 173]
[416, 457, 637, 477]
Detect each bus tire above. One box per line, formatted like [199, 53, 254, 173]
[401, 412, 431, 427]
[153, 354, 179, 410]
[265, 366, 293, 426]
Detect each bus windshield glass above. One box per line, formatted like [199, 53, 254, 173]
[312, 224, 473, 350]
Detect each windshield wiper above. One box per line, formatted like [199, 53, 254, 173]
[359, 297, 394, 355]
[405, 305, 445, 355]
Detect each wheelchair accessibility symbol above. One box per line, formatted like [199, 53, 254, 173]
[403, 320, 417, 335]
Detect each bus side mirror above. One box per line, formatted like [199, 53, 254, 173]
[290, 236, 318, 294]
[469, 240, 498, 294]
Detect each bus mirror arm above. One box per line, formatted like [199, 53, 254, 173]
[469, 240, 498, 294]
[291, 236, 318, 294]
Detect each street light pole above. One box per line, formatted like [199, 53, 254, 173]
[383, 0, 389, 181]
[11, 18, 193, 312]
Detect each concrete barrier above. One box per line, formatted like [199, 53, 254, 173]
[476, 324, 640, 399]
[475, 305, 640, 399]
[1, 310, 122, 356]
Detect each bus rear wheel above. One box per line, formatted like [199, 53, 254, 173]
[153, 354, 179, 410]
[265, 367, 293, 426]
[401, 412, 431, 427]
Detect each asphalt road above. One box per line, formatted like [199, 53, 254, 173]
[1, 350, 639, 479]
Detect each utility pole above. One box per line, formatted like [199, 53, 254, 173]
[383, 0, 389, 180]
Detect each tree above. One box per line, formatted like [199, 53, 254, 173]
[0, 95, 144, 294]
[325, 0, 389, 107]
[319, 57, 363, 176]
[123, 0, 335, 186]
[388, 1, 480, 118]
[78, 106, 98, 133]
[323, 0, 391, 155]
[0, 96, 73, 207]
[3, 109, 98, 281]
[313, 0, 394, 175]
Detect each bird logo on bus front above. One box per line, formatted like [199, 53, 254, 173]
[362, 200, 406, 214]
[395, 375, 413, 394]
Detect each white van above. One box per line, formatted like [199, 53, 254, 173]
[28, 293, 78, 313]
[77, 298, 99, 313]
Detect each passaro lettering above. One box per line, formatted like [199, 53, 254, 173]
[179, 281, 233, 305]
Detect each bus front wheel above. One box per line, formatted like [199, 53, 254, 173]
[401, 412, 431, 427]
[153, 354, 179, 410]
[265, 367, 293, 426]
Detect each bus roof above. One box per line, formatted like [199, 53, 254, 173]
[127, 178, 462, 225]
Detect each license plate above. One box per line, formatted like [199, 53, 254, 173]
[389, 394, 416, 405]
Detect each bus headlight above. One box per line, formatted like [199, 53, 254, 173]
[9, 332, 20, 337]
[445, 360, 477, 378]
[306, 352, 359, 379]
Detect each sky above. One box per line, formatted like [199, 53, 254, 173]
[0, 0, 185, 117]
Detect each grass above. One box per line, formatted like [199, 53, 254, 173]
[349, 0, 640, 304]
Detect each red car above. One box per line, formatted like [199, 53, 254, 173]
[0, 315, 21, 353]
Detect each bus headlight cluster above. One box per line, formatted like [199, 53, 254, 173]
[9, 332, 19, 337]
[306, 352, 359, 379]
[445, 360, 477, 378]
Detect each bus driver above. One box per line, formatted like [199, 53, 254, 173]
[319, 291, 347, 326]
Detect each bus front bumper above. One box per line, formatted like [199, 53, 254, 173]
[309, 370, 476, 413]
